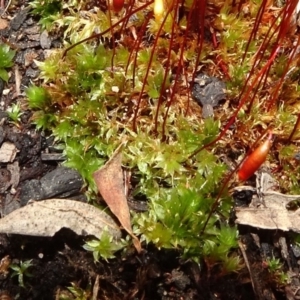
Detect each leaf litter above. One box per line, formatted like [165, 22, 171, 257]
[93, 145, 142, 253]
[236, 191, 300, 232]
[0, 198, 121, 238]
[235, 172, 300, 232]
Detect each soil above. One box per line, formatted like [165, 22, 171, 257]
[0, 1, 299, 299]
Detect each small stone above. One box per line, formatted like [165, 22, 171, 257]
[40, 167, 84, 198]
[191, 73, 226, 118]
[40, 30, 52, 49]
[20, 167, 84, 206]
[24, 25, 40, 35]
[25, 67, 40, 78]
[10, 7, 30, 31]
[291, 244, 300, 258]
[20, 179, 44, 206]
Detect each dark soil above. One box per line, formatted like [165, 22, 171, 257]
[0, 1, 299, 299]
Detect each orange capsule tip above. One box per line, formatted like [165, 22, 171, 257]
[112, 0, 125, 12]
[237, 130, 273, 181]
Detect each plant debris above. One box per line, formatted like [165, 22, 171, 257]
[0, 141, 17, 162]
[0, 0, 299, 298]
[93, 146, 141, 252]
[236, 191, 300, 232]
[0, 198, 121, 238]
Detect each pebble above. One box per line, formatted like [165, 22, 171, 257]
[20, 167, 84, 206]
[191, 73, 226, 118]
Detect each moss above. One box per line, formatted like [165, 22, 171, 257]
[27, 0, 300, 265]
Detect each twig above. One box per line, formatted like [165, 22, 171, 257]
[0, 0, 12, 16]
[238, 240, 261, 298]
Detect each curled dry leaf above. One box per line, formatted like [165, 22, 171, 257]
[93, 145, 142, 253]
[0, 199, 121, 238]
[235, 191, 300, 232]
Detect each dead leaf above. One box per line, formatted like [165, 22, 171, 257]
[0, 18, 8, 30]
[0, 142, 18, 163]
[0, 199, 121, 238]
[235, 191, 300, 232]
[93, 146, 142, 252]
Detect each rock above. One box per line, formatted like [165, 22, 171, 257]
[20, 179, 44, 206]
[20, 167, 84, 206]
[7, 131, 42, 164]
[25, 67, 40, 78]
[40, 30, 52, 49]
[191, 73, 226, 118]
[40, 167, 84, 198]
[10, 7, 31, 31]
[1, 193, 21, 216]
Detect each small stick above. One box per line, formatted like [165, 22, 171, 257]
[0, 0, 12, 16]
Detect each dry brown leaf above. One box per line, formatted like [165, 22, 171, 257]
[93, 146, 141, 253]
[235, 191, 300, 232]
[0, 199, 121, 238]
[0, 18, 8, 30]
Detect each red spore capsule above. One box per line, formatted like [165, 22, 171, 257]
[112, 0, 124, 12]
[238, 131, 273, 181]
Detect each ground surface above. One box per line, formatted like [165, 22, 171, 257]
[0, 1, 299, 299]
